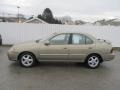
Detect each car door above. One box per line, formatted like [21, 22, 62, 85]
[39, 33, 70, 60]
[68, 33, 95, 61]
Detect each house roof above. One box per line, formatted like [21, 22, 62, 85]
[0, 16, 27, 22]
[24, 17, 48, 24]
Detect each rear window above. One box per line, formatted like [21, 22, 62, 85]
[85, 36, 93, 44]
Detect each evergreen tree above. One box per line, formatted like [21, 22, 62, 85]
[42, 8, 54, 23]
[37, 8, 62, 24]
[37, 14, 43, 20]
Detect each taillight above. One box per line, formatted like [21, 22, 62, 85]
[110, 48, 113, 53]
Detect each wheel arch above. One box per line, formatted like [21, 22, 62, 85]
[17, 51, 37, 61]
[85, 53, 103, 63]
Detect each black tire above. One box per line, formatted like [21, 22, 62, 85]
[85, 54, 101, 69]
[18, 52, 37, 68]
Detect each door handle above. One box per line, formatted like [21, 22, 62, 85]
[64, 47, 67, 49]
[88, 47, 92, 49]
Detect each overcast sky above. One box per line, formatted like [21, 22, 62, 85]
[0, 0, 120, 21]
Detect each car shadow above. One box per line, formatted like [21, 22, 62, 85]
[38, 62, 85, 68]
[8, 61, 86, 69]
[8, 61, 112, 71]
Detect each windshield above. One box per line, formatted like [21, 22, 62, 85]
[35, 33, 55, 43]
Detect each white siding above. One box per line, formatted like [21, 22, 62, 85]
[0, 23, 120, 47]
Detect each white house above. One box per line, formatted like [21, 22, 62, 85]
[24, 17, 48, 24]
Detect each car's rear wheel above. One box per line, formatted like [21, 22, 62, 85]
[85, 54, 101, 69]
[19, 52, 37, 67]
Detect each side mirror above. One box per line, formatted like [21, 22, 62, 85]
[44, 41, 50, 46]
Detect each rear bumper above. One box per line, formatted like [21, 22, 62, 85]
[103, 53, 115, 61]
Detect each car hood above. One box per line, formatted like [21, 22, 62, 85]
[14, 40, 36, 46]
[12, 40, 43, 50]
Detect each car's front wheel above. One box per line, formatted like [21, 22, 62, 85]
[85, 54, 101, 69]
[19, 52, 37, 67]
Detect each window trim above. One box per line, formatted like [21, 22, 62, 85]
[85, 36, 94, 44]
[68, 33, 72, 44]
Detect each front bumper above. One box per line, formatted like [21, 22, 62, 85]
[7, 51, 19, 61]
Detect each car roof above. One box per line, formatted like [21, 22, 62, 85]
[53, 32, 90, 36]
[52, 32, 97, 41]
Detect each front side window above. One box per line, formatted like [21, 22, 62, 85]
[49, 34, 69, 45]
[72, 34, 85, 44]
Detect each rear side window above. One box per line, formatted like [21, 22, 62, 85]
[72, 34, 85, 44]
[72, 34, 93, 45]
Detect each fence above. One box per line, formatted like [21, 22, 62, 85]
[0, 23, 120, 47]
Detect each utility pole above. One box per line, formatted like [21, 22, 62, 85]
[17, 6, 20, 23]
[2, 11, 6, 22]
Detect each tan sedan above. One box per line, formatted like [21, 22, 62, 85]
[8, 32, 115, 68]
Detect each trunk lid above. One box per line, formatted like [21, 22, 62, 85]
[98, 39, 111, 45]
